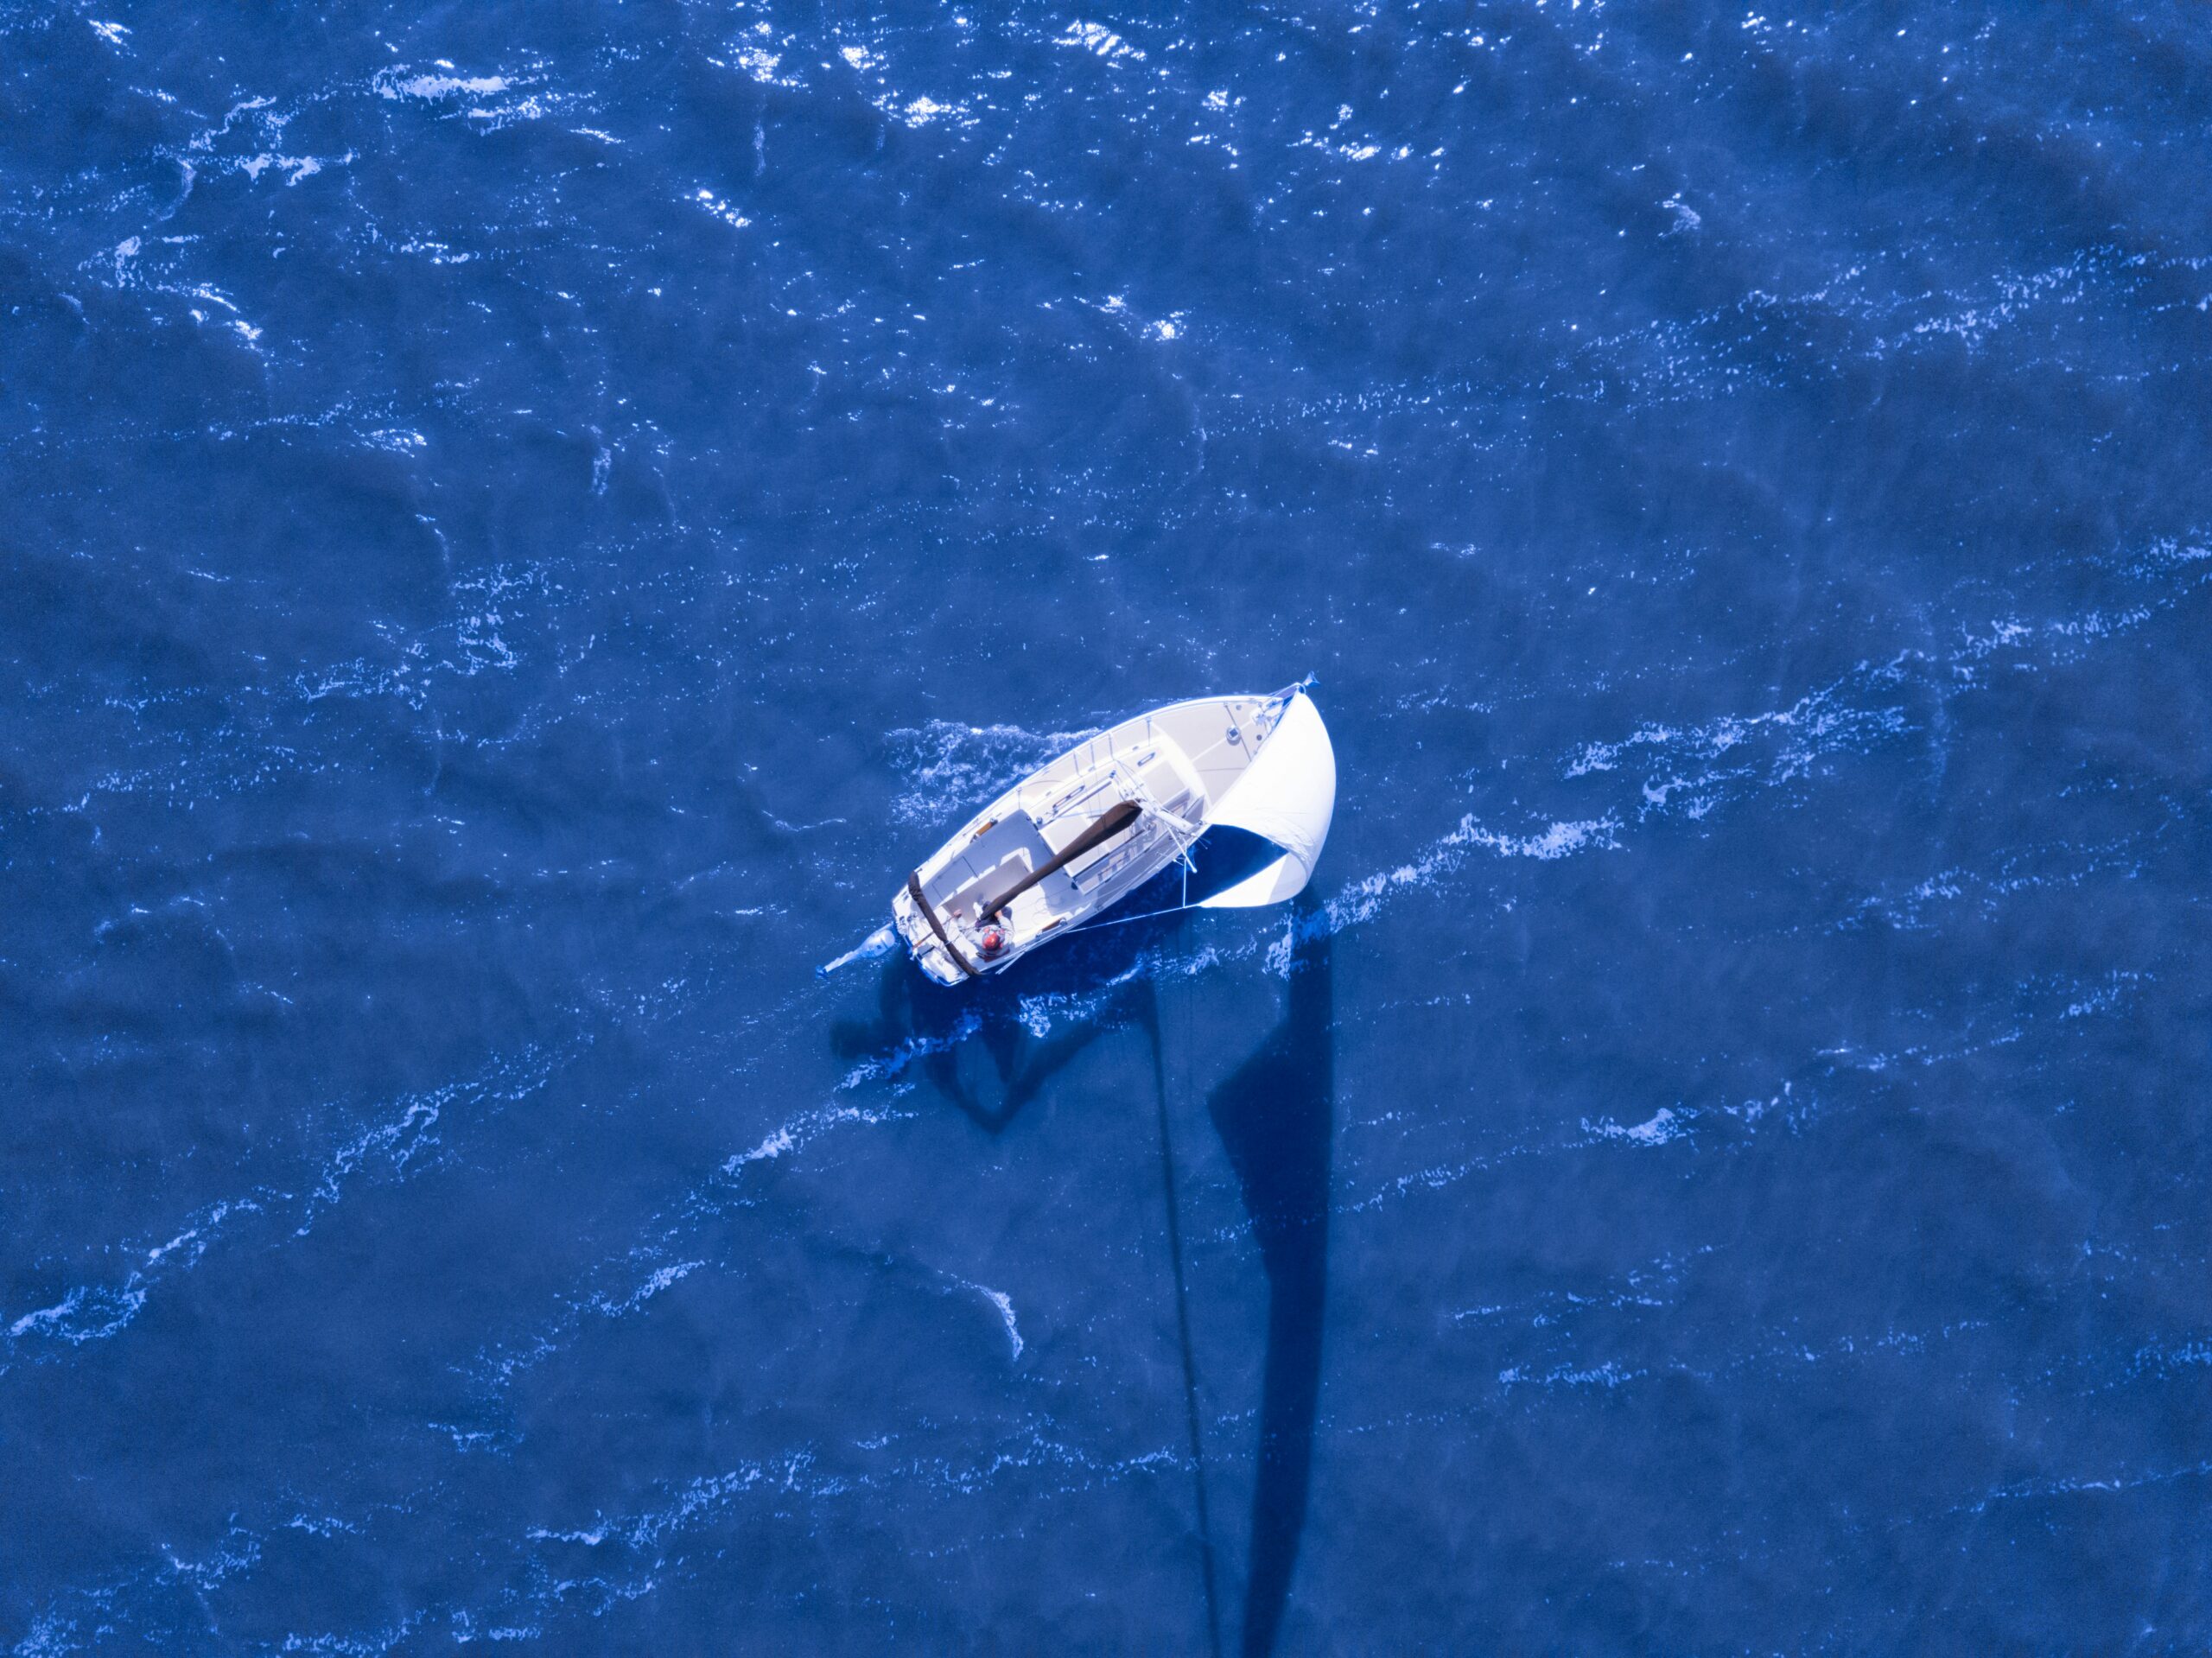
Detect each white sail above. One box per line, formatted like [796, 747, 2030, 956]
[1197, 690, 1337, 909]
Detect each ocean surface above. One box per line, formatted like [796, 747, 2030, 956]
[4, 2, 2210, 1651]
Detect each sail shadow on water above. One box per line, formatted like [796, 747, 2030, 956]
[1204, 897, 1332, 1658]
[823, 889, 1332, 1658]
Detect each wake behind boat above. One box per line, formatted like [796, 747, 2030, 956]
[875, 680, 1336, 985]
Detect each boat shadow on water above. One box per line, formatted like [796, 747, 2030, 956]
[828, 893, 1334, 1658]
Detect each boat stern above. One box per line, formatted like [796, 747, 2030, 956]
[891, 879, 974, 987]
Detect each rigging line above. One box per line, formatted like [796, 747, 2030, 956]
[1070, 897, 1201, 936]
[1147, 975, 1222, 1658]
[1069, 826, 1204, 937]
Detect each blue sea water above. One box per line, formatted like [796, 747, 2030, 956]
[4, 0, 2211, 1649]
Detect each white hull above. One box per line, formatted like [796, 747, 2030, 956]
[890, 683, 1334, 985]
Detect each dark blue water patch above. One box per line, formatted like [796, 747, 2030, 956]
[6, 0, 2212, 1650]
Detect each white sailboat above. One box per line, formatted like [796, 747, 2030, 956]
[880, 680, 1336, 985]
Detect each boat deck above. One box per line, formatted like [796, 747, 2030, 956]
[894, 693, 1286, 982]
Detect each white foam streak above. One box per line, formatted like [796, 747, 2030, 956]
[590, 1261, 704, 1319]
[378, 70, 513, 101]
[944, 1278, 1024, 1359]
[1280, 811, 1621, 972]
[727, 1100, 913, 1174]
[1586, 1107, 1687, 1147]
[8, 1284, 147, 1345]
[5, 1053, 550, 1368]
[1346, 1084, 1804, 1219]
[1565, 666, 1911, 799]
[299, 1052, 551, 1236]
[1060, 22, 1144, 61]
[836, 1016, 979, 1089]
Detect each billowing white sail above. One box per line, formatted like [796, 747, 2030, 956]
[1197, 690, 1337, 909]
